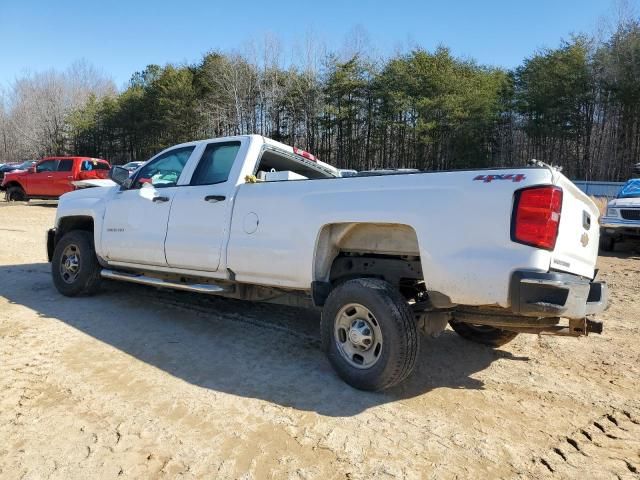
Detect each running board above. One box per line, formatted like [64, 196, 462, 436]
[100, 269, 230, 294]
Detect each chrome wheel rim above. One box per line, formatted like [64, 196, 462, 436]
[60, 244, 81, 284]
[334, 303, 383, 369]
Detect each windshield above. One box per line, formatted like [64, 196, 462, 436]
[618, 179, 640, 199]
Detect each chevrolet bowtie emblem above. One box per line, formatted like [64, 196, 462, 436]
[580, 233, 589, 247]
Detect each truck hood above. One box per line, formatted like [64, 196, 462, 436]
[60, 185, 117, 203]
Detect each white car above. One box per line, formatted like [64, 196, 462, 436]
[47, 135, 608, 390]
[600, 179, 640, 251]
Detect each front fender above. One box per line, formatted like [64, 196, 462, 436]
[56, 186, 117, 257]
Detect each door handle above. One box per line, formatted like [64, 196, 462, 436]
[152, 196, 170, 203]
[47, 175, 53, 178]
[204, 195, 226, 202]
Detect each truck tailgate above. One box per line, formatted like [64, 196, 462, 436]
[550, 172, 600, 279]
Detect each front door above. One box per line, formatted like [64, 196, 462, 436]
[28, 159, 59, 196]
[164, 141, 242, 271]
[102, 146, 196, 266]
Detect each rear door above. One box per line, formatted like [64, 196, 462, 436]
[164, 141, 242, 271]
[550, 173, 600, 278]
[102, 146, 196, 266]
[50, 158, 75, 196]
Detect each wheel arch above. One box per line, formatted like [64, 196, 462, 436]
[54, 215, 96, 251]
[3, 180, 25, 194]
[311, 222, 423, 305]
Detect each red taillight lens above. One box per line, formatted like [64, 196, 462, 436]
[512, 186, 563, 250]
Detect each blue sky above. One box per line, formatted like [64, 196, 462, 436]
[0, 0, 630, 89]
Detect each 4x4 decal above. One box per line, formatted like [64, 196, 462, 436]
[474, 173, 526, 183]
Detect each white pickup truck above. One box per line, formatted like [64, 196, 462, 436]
[47, 135, 608, 390]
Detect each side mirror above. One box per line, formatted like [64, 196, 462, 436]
[28, 166, 36, 174]
[109, 166, 132, 187]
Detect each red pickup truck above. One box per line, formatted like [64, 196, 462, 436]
[2, 156, 111, 201]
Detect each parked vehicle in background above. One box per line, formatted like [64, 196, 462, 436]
[0, 160, 36, 183]
[122, 161, 145, 172]
[2, 157, 110, 201]
[600, 179, 640, 251]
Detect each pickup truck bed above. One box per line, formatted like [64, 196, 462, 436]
[46, 135, 608, 390]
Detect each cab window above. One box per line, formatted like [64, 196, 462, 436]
[190, 142, 241, 186]
[35, 160, 58, 173]
[57, 159, 74, 171]
[135, 146, 195, 188]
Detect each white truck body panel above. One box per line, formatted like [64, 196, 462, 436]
[55, 134, 601, 310]
[227, 169, 556, 306]
[549, 172, 600, 278]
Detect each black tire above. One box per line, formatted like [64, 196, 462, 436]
[599, 234, 615, 252]
[51, 230, 102, 296]
[6, 185, 27, 201]
[321, 278, 419, 391]
[448, 320, 518, 347]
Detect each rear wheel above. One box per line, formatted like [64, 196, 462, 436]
[448, 320, 518, 347]
[52, 230, 102, 296]
[6, 185, 27, 201]
[321, 278, 419, 391]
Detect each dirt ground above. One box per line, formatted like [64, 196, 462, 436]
[0, 203, 639, 480]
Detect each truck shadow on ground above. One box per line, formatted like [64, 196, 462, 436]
[0, 201, 57, 208]
[1, 262, 529, 417]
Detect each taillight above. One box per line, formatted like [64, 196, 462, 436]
[512, 186, 563, 250]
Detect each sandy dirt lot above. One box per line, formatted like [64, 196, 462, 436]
[0, 203, 639, 479]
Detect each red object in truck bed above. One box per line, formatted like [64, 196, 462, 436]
[1, 156, 111, 199]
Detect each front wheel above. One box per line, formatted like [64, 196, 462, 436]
[321, 278, 419, 391]
[448, 320, 518, 347]
[51, 230, 102, 296]
[6, 185, 27, 201]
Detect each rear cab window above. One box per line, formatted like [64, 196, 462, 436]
[254, 148, 337, 181]
[190, 142, 241, 186]
[57, 159, 74, 172]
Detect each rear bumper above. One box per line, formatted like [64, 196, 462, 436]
[510, 270, 608, 319]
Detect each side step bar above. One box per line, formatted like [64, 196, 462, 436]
[100, 269, 230, 294]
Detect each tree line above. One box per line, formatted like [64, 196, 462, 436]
[2, 19, 640, 181]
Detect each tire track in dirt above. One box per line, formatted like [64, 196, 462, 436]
[536, 405, 640, 478]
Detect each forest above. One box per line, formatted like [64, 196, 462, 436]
[1, 17, 640, 181]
